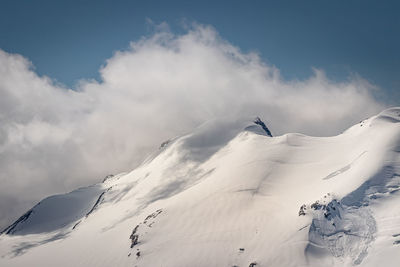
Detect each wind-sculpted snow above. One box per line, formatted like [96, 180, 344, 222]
[1, 184, 105, 235]
[177, 116, 272, 162]
[0, 108, 399, 267]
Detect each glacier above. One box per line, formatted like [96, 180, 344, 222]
[0, 108, 400, 267]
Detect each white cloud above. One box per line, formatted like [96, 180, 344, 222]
[0, 24, 386, 229]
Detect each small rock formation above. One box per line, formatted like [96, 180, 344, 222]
[102, 174, 114, 183]
[298, 204, 306, 216]
[130, 225, 139, 248]
[253, 117, 272, 137]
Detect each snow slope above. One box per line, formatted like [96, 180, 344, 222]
[1, 108, 400, 267]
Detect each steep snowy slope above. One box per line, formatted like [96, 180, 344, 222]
[1, 108, 400, 267]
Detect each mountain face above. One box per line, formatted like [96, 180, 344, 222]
[1, 108, 400, 267]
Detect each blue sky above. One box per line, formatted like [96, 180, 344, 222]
[0, 0, 399, 103]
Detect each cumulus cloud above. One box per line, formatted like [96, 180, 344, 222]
[0, 24, 386, 229]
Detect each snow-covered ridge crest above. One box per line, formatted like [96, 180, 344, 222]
[0, 107, 400, 267]
[0, 116, 272, 236]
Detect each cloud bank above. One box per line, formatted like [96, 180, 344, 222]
[0, 25, 386, 229]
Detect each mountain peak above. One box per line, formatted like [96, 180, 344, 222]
[1, 108, 400, 266]
[252, 117, 273, 137]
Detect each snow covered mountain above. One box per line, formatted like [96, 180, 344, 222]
[1, 108, 400, 267]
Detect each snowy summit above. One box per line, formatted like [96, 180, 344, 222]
[1, 108, 400, 267]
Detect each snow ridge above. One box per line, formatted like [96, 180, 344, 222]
[0, 108, 400, 267]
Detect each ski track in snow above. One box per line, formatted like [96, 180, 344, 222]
[323, 151, 368, 180]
